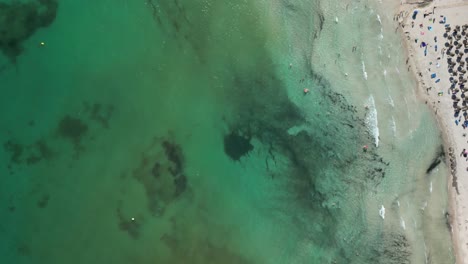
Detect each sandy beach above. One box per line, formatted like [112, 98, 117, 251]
[399, 0, 468, 262]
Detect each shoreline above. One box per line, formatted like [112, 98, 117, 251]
[398, 1, 468, 263]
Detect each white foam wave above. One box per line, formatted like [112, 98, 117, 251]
[397, 200, 400, 207]
[391, 116, 397, 136]
[395, 67, 400, 74]
[383, 69, 387, 77]
[365, 95, 379, 147]
[430, 181, 433, 193]
[421, 201, 428, 211]
[379, 205, 385, 219]
[361, 61, 368, 80]
[400, 217, 406, 230]
[377, 15, 384, 39]
[388, 94, 394, 107]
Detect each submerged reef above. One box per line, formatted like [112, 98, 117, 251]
[2, 101, 114, 172]
[159, 217, 252, 264]
[132, 135, 188, 217]
[57, 115, 89, 154]
[223, 130, 253, 161]
[0, 0, 58, 63]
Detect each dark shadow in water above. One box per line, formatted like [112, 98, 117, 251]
[3, 139, 24, 165]
[159, 217, 252, 264]
[82, 102, 115, 129]
[426, 145, 445, 174]
[2, 102, 113, 174]
[26, 139, 54, 165]
[132, 135, 188, 217]
[368, 232, 411, 264]
[16, 243, 31, 257]
[223, 130, 253, 161]
[57, 115, 88, 155]
[116, 200, 140, 239]
[0, 0, 58, 63]
[36, 194, 50, 209]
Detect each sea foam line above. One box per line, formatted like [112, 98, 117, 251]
[391, 116, 397, 136]
[362, 61, 368, 80]
[365, 95, 379, 147]
[379, 205, 385, 219]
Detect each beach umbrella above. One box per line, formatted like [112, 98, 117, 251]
[444, 33, 449, 38]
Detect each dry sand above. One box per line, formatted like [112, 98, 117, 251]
[399, 0, 468, 263]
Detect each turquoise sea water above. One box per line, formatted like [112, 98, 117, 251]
[0, 0, 455, 263]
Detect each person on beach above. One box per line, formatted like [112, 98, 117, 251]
[462, 149, 466, 157]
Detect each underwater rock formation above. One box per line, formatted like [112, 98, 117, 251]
[132, 136, 188, 216]
[223, 130, 253, 161]
[0, 0, 58, 62]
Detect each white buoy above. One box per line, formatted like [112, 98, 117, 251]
[335, 17, 339, 23]
[131, 217, 135, 221]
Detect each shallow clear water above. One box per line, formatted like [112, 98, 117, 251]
[0, 0, 455, 263]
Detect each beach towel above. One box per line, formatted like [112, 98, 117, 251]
[431, 73, 436, 78]
[412, 10, 418, 20]
[435, 79, 441, 83]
